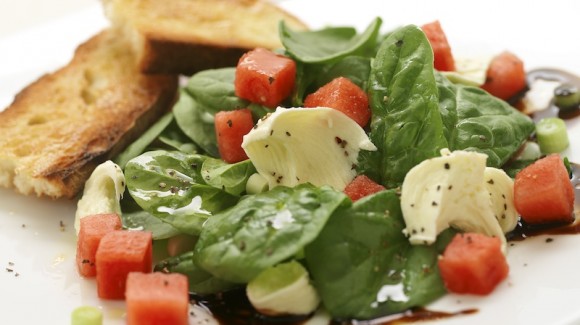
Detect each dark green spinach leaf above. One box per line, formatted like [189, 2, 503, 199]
[280, 18, 382, 64]
[436, 74, 535, 167]
[125, 150, 239, 235]
[363, 25, 448, 187]
[155, 251, 237, 295]
[185, 68, 247, 113]
[173, 90, 220, 157]
[194, 184, 349, 283]
[200, 158, 256, 196]
[305, 190, 455, 319]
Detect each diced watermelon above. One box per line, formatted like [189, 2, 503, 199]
[76, 213, 122, 277]
[481, 51, 526, 100]
[303, 77, 371, 127]
[343, 175, 386, 201]
[421, 20, 455, 71]
[95, 230, 153, 299]
[235, 48, 296, 108]
[514, 154, 574, 224]
[126, 272, 189, 325]
[438, 233, 509, 295]
[215, 108, 254, 163]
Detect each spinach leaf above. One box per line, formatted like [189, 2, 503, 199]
[125, 150, 239, 235]
[362, 25, 448, 187]
[121, 210, 181, 240]
[201, 158, 256, 196]
[280, 18, 382, 64]
[173, 90, 220, 157]
[185, 68, 247, 113]
[437, 74, 535, 167]
[305, 190, 455, 319]
[114, 112, 175, 168]
[155, 251, 237, 295]
[312, 56, 371, 91]
[194, 184, 349, 283]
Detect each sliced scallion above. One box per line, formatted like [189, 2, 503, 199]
[554, 84, 580, 110]
[536, 117, 569, 154]
[71, 306, 103, 325]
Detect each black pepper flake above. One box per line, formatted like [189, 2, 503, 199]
[276, 175, 284, 183]
[351, 164, 357, 170]
[168, 170, 176, 176]
[448, 185, 453, 190]
[6, 268, 13, 273]
[59, 220, 66, 232]
[344, 151, 349, 157]
[131, 175, 137, 180]
[270, 130, 274, 136]
[191, 163, 198, 169]
[82, 259, 91, 264]
[121, 181, 125, 187]
[546, 238, 554, 243]
[501, 214, 506, 219]
[487, 179, 495, 185]
[285, 131, 291, 136]
[335, 136, 343, 144]
[271, 171, 276, 176]
[170, 186, 179, 193]
[227, 119, 233, 128]
[444, 163, 450, 170]
[410, 203, 415, 208]
[21, 224, 26, 228]
[502, 194, 506, 199]
[395, 39, 404, 47]
[239, 241, 246, 251]
[431, 201, 438, 207]
[268, 76, 275, 84]
[412, 229, 417, 234]
[264, 144, 269, 148]
[466, 235, 473, 244]
[436, 185, 441, 191]
[504, 203, 507, 211]
[163, 280, 169, 286]
[421, 227, 425, 233]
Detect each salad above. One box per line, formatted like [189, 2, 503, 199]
[71, 10, 579, 325]
[0, 1, 578, 323]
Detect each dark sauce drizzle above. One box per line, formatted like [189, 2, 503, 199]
[189, 68, 580, 325]
[526, 68, 580, 121]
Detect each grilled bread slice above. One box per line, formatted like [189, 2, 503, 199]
[0, 29, 178, 199]
[103, 0, 308, 75]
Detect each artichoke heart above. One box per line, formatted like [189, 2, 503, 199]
[400, 149, 517, 252]
[75, 160, 125, 235]
[242, 107, 376, 191]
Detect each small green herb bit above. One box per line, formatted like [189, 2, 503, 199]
[536, 117, 569, 154]
[71, 306, 102, 325]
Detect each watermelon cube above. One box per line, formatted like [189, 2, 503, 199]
[76, 213, 122, 277]
[95, 230, 153, 299]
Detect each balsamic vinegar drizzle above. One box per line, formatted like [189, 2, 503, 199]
[190, 69, 580, 324]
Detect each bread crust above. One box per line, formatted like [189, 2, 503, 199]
[104, 0, 308, 75]
[0, 29, 178, 198]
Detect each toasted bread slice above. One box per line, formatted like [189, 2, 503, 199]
[103, 0, 308, 75]
[0, 29, 178, 199]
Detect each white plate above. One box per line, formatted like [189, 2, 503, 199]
[0, 1, 579, 324]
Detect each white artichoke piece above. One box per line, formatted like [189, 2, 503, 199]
[441, 55, 493, 86]
[242, 107, 376, 191]
[75, 160, 125, 235]
[400, 149, 515, 252]
[484, 167, 518, 233]
[246, 261, 319, 316]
